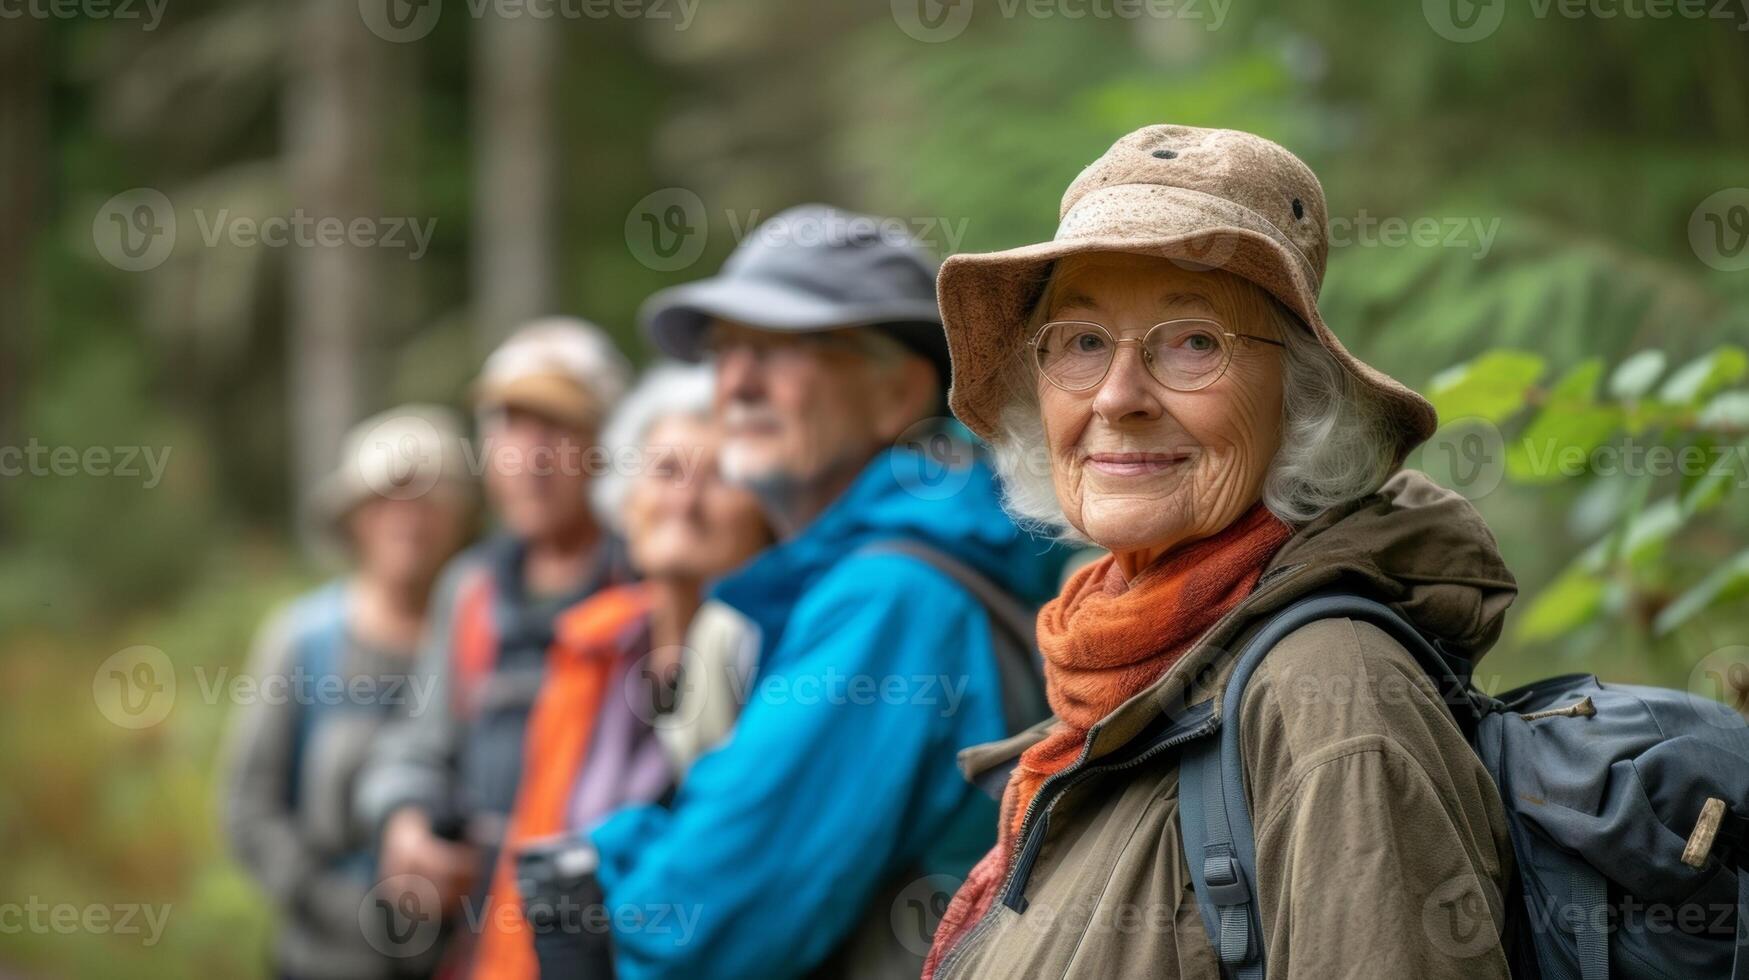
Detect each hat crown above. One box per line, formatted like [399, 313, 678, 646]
[724, 204, 940, 313]
[1059, 125, 1330, 284]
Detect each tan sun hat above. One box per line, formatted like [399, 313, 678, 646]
[306, 404, 477, 552]
[472, 317, 633, 433]
[937, 124, 1437, 468]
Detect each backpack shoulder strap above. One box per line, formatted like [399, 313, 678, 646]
[1179, 591, 1455, 980]
[853, 539, 1048, 735]
[286, 580, 352, 808]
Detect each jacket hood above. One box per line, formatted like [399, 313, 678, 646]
[713, 444, 1069, 651]
[968, 468, 1519, 772]
[1263, 467, 1519, 666]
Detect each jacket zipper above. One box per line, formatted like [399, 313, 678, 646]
[934, 563, 1311, 978]
[998, 707, 1219, 910]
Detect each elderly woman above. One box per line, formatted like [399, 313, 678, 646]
[223, 406, 476, 980]
[473, 362, 772, 980]
[923, 126, 1519, 979]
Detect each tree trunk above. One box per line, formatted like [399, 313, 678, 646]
[0, 15, 45, 505]
[283, 0, 387, 527]
[472, 12, 558, 349]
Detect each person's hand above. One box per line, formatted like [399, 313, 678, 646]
[380, 807, 478, 914]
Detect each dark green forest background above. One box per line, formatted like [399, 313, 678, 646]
[2, 0, 1748, 974]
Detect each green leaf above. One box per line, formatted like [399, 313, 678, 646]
[1576, 496, 1684, 573]
[1506, 404, 1624, 483]
[1518, 570, 1608, 642]
[1549, 357, 1605, 402]
[1608, 349, 1667, 400]
[1428, 350, 1545, 424]
[1698, 391, 1749, 429]
[1653, 549, 1749, 635]
[1660, 346, 1748, 405]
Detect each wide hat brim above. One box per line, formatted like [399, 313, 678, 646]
[938, 184, 1438, 469]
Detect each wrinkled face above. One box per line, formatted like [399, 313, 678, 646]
[1036, 253, 1286, 570]
[348, 491, 472, 591]
[709, 320, 914, 496]
[623, 414, 770, 580]
[481, 406, 596, 542]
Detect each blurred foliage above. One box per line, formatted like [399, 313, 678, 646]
[3, 0, 1748, 975]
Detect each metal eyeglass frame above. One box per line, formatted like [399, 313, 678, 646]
[1027, 317, 1286, 393]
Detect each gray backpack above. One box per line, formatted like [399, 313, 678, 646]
[1178, 591, 1749, 980]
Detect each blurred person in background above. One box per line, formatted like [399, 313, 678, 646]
[475, 362, 773, 979]
[222, 406, 477, 980]
[354, 318, 634, 968]
[536, 205, 1069, 980]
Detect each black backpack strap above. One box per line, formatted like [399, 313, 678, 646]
[1179, 591, 1462, 980]
[854, 539, 1047, 735]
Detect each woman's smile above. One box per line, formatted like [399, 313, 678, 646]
[1082, 450, 1192, 477]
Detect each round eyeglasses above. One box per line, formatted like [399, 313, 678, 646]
[1028, 318, 1286, 393]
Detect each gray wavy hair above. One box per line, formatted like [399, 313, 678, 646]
[590, 361, 717, 532]
[988, 271, 1401, 540]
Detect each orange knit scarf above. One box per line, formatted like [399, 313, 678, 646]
[924, 501, 1292, 979]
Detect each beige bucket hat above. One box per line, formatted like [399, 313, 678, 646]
[938, 124, 1437, 467]
[306, 404, 477, 551]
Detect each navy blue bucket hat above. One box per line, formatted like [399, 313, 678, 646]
[640, 203, 950, 382]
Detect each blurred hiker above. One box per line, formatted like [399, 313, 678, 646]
[527, 205, 1069, 980]
[474, 361, 772, 980]
[355, 318, 634, 969]
[222, 405, 476, 980]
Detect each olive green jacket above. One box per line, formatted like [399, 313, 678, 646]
[932, 470, 1519, 980]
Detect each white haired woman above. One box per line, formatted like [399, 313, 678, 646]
[924, 126, 1519, 979]
[474, 362, 771, 979]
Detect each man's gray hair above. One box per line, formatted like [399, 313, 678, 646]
[988, 291, 1400, 540]
[591, 361, 717, 532]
